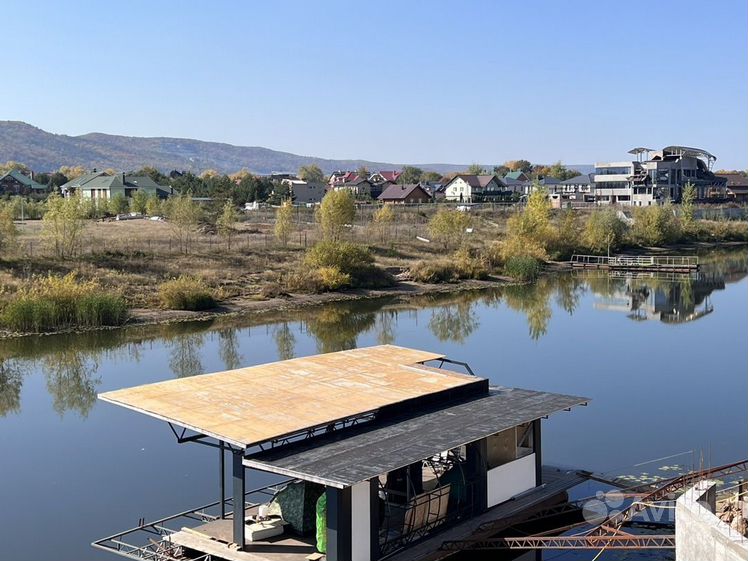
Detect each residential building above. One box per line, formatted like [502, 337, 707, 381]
[503, 170, 531, 182]
[280, 178, 324, 204]
[369, 170, 402, 184]
[559, 173, 596, 202]
[328, 170, 359, 188]
[0, 169, 47, 196]
[717, 173, 748, 203]
[443, 174, 506, 202]
[61, 171, 171, 200]
[333, 178, 373, 199]
[594, 146, 726, 206]
[377, 183, 432, 204]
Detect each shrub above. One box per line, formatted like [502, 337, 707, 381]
[409, 260, 458, 283]
[504, 255, 542, 281]
[453, 247, 490, 280]
[630, 202, 680, 246]
[583, 208, 627, 254]
[158, 276, 216, 310]
[316, 266, 351, 290]
[1, 273, 128, 332]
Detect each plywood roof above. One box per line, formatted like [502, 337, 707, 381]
[99, 345, 482, 448]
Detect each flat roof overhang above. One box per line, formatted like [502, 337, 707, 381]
[243, 386, 589, 488]
[98, 345, 485, 448]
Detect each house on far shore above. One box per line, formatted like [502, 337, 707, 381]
[717, 173, 748, 203]
[443, 174, 506, 202]
[0, 169, 47, 196]
[503, 170, 531, 182]
[377, 183, 432, 204]
[558, 174, 596, 202]
[333, 178, 374, 199]
[61, 171, 172, 200]
[369, 170, 402, 184]
[280, 178, 324, 204]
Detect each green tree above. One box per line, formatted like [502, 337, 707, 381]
[216, 200, 239, 249]
[553, 208, 581, 258]
[467, 163, 486, 175]
[108, 193, 129, 215]
[356, 166, 370, 181]
[317, 190, 355, 242]
[274, 200, 294, 246]
[165, 193, 202, 253]
[145, 193, 162, 216]
[267, 183, 293, 206]
[398, 166, 424, 184]
[298, 164, 325, 184]
[583, 208, 627, 254]
[681, 181, 696, 231]
[130, 190, 149, 214]
[41, 193, 87, 259]
[421, 171, 443, 183]
[427, 208, 472, 250]
[134, 166, 170, 185]
[372, 203, 395, 242]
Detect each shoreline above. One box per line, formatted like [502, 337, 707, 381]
[2, 240, 745, 340]
[0, 276, 518, 340]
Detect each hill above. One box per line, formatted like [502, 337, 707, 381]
[0, 121, 592, 176]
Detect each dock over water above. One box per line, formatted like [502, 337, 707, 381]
[571, 254, 699, 273]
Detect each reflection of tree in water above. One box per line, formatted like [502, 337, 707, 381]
[0, 359, 24, 417]
[503, 282, 554, 341]
[305, 305, 376, 354]
[273, 323, 296, 360]
[428, 302, 478, 343]
[218, 329, 242, 370]
[554, 275, 586, 315]
[42, 349, 100, 418]
[169, 332, 205, 378]
[376, 310, 398, 345]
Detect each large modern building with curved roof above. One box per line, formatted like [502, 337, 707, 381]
[594, 146, 727, 205]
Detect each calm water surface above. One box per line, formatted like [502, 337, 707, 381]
[1, 251, 746, 561]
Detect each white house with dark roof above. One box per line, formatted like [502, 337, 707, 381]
[443, 175, 505, 202]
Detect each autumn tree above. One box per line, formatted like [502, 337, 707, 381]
[356, 166, 370, 180]
[583, 208, 627, 254]
[372, 204, 395, 242]
[505, 160, 533, 173]
[216, 200, 239, 249]
[421, 171, 443, 183]
[165, 193, 202, 253]
[145, 193, 163, 216]
[317, 190, 355, 242]
[466, 163, 486, 175]
[298, 164, 325, 184]
[0, 161, 29, 174]
[58, 165, 86, 180]
[274, 200, 294, 246]
[0, 205, 18, 254]
[42, 193, 87, 259]
[503, 186, 553, 259]
[427, 208, 472, 250]
[108, 193, 129, 215]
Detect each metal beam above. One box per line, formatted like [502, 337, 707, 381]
[232, 451, 245, 550]
[219, 441, 225, 519]
[442, 534, 675, 550]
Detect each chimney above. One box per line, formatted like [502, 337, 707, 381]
[122, 172, 126, 183]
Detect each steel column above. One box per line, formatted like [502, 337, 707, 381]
[326, 486, 351, 561]
[466, 438, 488, 512]
[533, 419, 542, 485]
[232, 451, 245, 549]
[219, 440, 225, 519]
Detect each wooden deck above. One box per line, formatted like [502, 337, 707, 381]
[385, 466, 590, 561]
[570, 254, 699, 273]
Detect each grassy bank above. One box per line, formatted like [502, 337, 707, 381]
[0, 198, 745, 335]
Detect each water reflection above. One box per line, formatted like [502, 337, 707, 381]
[0, 360, 23, 417]
[0, 251, 744, 418]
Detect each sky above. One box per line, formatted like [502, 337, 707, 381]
[1, 0, 746, 169]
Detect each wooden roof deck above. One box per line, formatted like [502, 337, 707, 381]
[99, 345, 480, 448]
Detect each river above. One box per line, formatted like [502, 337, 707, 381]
[1, 250, 746, 561]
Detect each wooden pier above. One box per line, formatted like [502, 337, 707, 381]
[571, 254, 699, 273]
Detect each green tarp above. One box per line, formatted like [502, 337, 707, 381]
[316, 492, 326, 553]
[266, 481, 324, 535]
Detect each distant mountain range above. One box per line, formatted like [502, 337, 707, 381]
[0, 121, 593, 176]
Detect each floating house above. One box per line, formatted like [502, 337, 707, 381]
[94, 345, 588, 561]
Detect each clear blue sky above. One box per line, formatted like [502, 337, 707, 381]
[2, 0, 746, 169]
